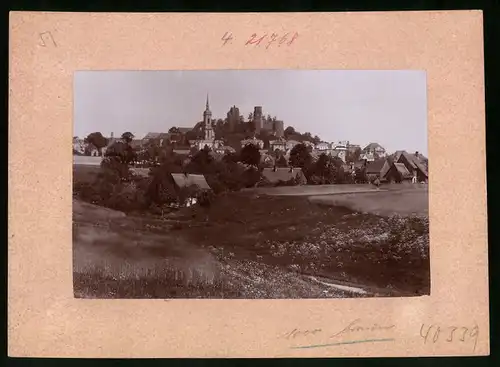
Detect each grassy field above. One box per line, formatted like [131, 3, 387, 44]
[73, 186, 430, 299]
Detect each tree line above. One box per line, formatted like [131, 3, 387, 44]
[74, 131, 368, 215]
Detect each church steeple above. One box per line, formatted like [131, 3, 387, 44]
[203, 93, 213, 141]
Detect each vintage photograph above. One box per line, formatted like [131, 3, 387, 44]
[73, 70, 429, 299]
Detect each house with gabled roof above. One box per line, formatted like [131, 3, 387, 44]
[168, 173, 212, 208]
[383, 162, 413, 183]
[363, 142, 386, 157]
[395, 150, 428, 182]
[365, 158, 391, 181]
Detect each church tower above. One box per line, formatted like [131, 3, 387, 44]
[203, 94, 214, 140]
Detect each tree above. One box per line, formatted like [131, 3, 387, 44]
[289, 143, 312, 168]
[248, 112, 254, 121]
[284, 126, 296, 137]
[302, 132, 313, 142]
[314, 153, 337, 183]
[168, 127, 181, 134]
[185, 130, 199, 142]
[85, 132, 108, 152]
[240, 143, 261, 167]
[346, 147, 362, 163]
[121, 132, 134, 143]
[312, 135, 321, 145]
[257, 130, 271, 149]
[105, 141, 136, 165]
[276, 155, 288, 168]
[355, 167, 368, 183]
[222, 152, 239, 164]
[186, 146, 214, 174]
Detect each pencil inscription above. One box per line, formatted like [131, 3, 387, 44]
[39, 31, 57, 47]
[221, 32, 299, 48]
[419, 323, 479, 352]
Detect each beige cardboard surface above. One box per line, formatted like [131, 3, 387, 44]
[8, 11, 489, 358]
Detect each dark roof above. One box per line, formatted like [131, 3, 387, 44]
[144, 132, 161, 140]
[365, 159, 387, 174]
[364, 142, 384, 151]
[171, 173, 211, 190]
[262, 167, 303, 183]
[354, 160, 366, 168]
[397, 151, 428, 177]
[394, 163, 412, 178]
[178, 127, 193, 133]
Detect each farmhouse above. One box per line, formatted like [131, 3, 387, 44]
[170, 173, 212, 208]
[384, 162, 413, 183]
[365, 158, 391, 181]
[395, 151, 428, 182]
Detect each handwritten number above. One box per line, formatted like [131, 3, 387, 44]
[223, 32, 298, 48]
[420, 324, 432, 343]
[278, 33, 289, 47]
[432, 326, 441, 343]
[421, 324, 480, 352]
[459, 327, 468, 342]
[470, 326, 479, 352]
[221, 32, 233, 46]
[246, 33, 267, 46]
[266, 33, 278, 49]
[447, 327, 457, 342]
[288, 32, 299, 45]
[39, 31, 57, 47]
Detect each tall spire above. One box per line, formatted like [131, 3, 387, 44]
[206, 93, 210, 110]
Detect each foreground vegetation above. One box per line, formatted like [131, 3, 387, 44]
[73, 192, 430, 299]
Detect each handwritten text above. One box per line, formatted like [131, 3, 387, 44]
[39, 31, 57, 47]
[221, 32, 299, 48]
[330, 318, 396, 338]
[419, 323, 479, 352]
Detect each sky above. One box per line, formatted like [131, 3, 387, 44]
[74, 70, 428, 156]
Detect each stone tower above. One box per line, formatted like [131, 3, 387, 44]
[203, 94, 214, 140]
[227, 105, 240, 132]
[253, 106, 263, 133]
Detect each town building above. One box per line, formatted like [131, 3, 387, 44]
[331, 141, 348, 162]
[363, 142, 387, 157]
[347, 143, 361, 154]
[360, 151, 375, 162]
[315, 142, 331, 152]
[269, 137, 287, 152]
[73, 137, 86, 155]
[189, 95, 224, 151]
[240, 136, 264, 149]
